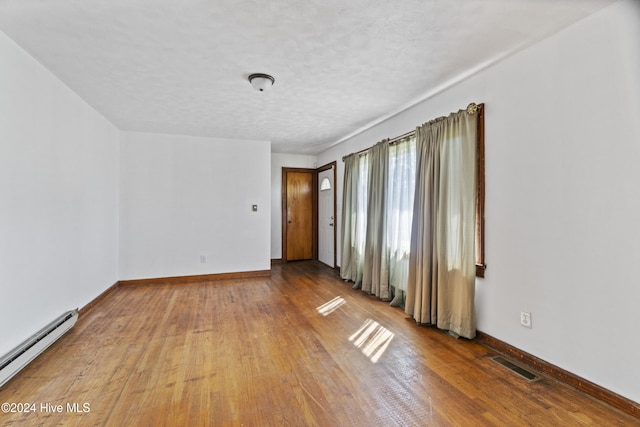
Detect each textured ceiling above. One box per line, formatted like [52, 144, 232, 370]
[0, 0, 616, 154]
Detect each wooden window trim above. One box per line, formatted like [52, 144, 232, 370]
[475, 104, 486, 278]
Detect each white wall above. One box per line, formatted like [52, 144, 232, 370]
[119, 132, 271, 279]
[270, 153, 317, 259]
[0, 31, 119, 356]
[317, 0, 640, 403]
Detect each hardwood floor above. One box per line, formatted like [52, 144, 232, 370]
[1, 261, 637, 426]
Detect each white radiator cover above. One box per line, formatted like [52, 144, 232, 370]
[0, 309, 78, 388]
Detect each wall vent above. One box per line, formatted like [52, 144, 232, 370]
[491, 355, 540, 381]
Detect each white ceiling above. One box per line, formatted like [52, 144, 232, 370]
[0, 0, 616, 154]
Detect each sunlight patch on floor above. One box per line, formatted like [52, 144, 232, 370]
[316, 296, 346, 316]
[349, 319, 394, 363]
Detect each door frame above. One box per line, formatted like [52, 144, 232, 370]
[317, 161, 337, 268]
[281, 167, 318, 262]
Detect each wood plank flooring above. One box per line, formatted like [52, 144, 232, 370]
[1, 261, 638, 426]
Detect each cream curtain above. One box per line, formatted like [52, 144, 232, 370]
[340, 152, 368, 286]
[362, 141, 390, 299]
[405, 109, 478, 339]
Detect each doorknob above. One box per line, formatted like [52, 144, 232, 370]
[329, 223, 334, 227]
[288, 220, 292, 224]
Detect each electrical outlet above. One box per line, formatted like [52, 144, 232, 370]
[520, 311, 532, 328]
[200, 255, 206, 264]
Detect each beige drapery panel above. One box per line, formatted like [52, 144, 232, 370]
[340, 153, 366, 285]
[362, 141, 390, 299]
[405, 108, 478, 339]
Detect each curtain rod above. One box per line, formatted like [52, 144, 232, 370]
[342, 102, 482, 162]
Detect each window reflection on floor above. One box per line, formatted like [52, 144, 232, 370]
[316, 296, 346, 316]
[349, 318, 394, 363]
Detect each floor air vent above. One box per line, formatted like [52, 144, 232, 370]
[491, 356, 540, 381]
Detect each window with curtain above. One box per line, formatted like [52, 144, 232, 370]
[341, 103, 483, 339]
[341, 136, 416, 304]
[386, 137, 416, 302]
[340, 152, 368, 286]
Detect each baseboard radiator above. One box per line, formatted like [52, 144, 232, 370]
[0, 309, 78, 388]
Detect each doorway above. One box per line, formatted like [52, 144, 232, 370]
[282, 168, 317, 261]
[317, 162, 336, 268]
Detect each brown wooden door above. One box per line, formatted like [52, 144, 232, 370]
[283, 168, 317, 261]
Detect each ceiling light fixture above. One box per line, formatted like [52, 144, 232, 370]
[248, 73, 275, 92]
